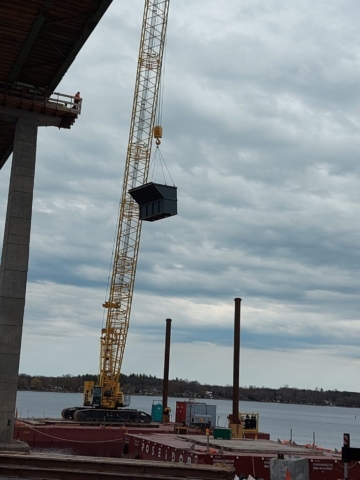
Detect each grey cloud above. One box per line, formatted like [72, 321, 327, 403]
[1, 0, 360, 389]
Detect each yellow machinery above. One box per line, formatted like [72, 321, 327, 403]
[62, 0, 171, 423]
[228, 412, 259, 439]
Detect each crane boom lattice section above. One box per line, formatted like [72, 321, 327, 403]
[100, 0, 170, 407]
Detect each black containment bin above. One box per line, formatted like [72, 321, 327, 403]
[129, 182, 177, 222]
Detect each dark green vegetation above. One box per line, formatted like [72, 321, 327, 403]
[18, 373, 360, 407]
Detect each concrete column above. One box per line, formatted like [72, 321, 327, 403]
[0, 116, 38, 448]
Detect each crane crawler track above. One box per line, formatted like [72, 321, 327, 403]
[62, 407, 151, 424]
[74, 408, 152, 424]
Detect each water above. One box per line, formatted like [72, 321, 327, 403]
[16, 390, 360, 450]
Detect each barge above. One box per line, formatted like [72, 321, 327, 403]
[13, 417, 269, 457]
[14, 419, 175, 457]
[13, 418, 354, 480]
[123, 432, 354, 480]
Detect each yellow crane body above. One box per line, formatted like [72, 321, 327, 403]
[60, 1, 171, 423]
[99, 0, 170, 410]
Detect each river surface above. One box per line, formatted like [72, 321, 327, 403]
[16, 390, 360, 450]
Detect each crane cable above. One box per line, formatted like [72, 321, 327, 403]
[151, 37, 175, 186]
[150, 146, 175, 186]
[156, 37, 167, 128]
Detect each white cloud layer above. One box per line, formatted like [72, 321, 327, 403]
[1, 0, 360, 391]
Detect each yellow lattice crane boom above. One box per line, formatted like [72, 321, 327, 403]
[62, 0, 173, 424]
[99, 1, 170, 411]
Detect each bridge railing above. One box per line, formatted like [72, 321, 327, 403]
[0, 82, 82, 114]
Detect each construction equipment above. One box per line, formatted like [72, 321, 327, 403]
[62, 0, 173, 423]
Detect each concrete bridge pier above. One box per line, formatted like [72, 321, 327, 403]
[0, 115, 38, 450]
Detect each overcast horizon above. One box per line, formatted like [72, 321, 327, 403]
[1, 0, 360, 392]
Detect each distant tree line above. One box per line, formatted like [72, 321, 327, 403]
[17, 373, 360, 408]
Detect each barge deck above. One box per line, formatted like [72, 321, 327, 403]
[13, 419, 352, 479]
[124, 432, 350, 480]
[0, 452, 235, 480]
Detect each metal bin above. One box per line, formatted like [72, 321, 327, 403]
[213, 427, 232, 440]
[129, 182, 177, 222]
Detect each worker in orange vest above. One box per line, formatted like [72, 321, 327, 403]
[73, 91, 81, 109]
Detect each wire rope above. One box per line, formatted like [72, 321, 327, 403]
[157, 36, 167, 127]
[149, 145, 160, 182]
[157, 147, 175, 186]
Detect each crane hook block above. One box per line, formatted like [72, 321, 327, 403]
[153, 125, 163, 139]
[129, 182, 177, 222]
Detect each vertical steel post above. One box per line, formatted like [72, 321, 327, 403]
[162, 318, 172, 422]
[343, 433, 350, 480]
[232, 298, 242, 424]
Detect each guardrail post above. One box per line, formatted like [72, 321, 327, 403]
[343, 433, 350, 480]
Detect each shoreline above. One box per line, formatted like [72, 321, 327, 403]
[17, 389, 354, 409]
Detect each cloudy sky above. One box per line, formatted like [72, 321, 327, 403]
[1, 0, 360, 392]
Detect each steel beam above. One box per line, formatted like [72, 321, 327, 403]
[0, 453, 235, 479]
[7, 0, 55, 84]
[48, 0, 112, 91]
